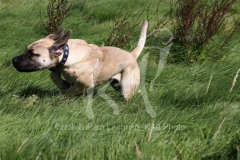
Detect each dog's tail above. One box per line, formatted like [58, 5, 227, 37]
[131, 20, 148, 59]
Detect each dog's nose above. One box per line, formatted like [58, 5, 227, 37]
[12, 57, 20, 67]
[12, 57, 18, 64]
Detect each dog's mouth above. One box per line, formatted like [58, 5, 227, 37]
[13, 66, 40, 72]
[12, 64, 41, 72]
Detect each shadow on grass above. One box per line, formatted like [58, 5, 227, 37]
[18, 85, 58, 98]
[18, 84, 125, 102]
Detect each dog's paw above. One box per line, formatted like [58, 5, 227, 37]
[109, 78, 122, 92]
[60, 89, 67, 95]
[61, 81, 71, 90]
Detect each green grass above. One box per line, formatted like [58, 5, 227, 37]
[1, 0, 240, 159]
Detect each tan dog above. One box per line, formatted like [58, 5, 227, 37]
[12, 20, 148, 100]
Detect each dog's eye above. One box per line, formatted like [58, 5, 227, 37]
[26, 49, 39, 57]
[26, 51, 33, 57]
[26, 52, 34, 59]
[31, 52, 40, 57]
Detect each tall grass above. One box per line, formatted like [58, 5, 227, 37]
[0, 0, 240, 159]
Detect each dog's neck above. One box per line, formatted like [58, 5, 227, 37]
[56, 44, 69, 68]
[53, 40, 93, 70]
[49, 44, 69, 72]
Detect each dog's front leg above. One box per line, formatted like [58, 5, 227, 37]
[61, 83, 86, 95]
[50, 70, 70, 91]
[61, 73, 95, 96]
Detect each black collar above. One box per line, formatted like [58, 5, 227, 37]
[57, 44, 69, 68]
[49, 44, 69, 72]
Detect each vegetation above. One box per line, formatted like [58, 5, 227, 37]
[170, 0, 240, 63]
[107, 0, 240, 63]
[40, 0, 73, 34]
[0, 0, 240, 159]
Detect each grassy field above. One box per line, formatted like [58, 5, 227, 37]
[0, 0, 240, 159]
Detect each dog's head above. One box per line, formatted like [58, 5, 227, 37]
[12, 29, 72, 72]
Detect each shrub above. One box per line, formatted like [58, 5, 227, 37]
[106, 0, 239, 63]
[106, 11, 144, 48]
[40, 0, 73, 34]
[170, 0, 239, 63]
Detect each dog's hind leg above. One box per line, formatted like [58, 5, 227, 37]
[121, 65, 140, 100]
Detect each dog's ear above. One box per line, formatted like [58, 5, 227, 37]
[48, 30, 72, 57]
[47, 28, 65, 40]
[55, 29, 72, 44]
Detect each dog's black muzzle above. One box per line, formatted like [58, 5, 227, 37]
[12, 55, 40, 72]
